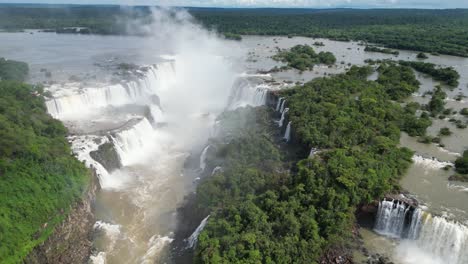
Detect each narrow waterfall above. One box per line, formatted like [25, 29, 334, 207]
[276, 97, 284, 112]
[111, 118, 156, 167]
[283, 121, 291, 142]
[200, 145, 210, 171]
[374, 199, 468, 264]
[226, 77, 270, 109]
[279, 99, 286, 113]
[278, 108, 289, 128]
[187, 216, 210, 248]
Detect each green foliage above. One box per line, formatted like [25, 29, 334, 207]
[460, 108, 468, 116]
[273, 45, 336, 71]
[364, 46, 399, 55]
[455, 151, 468, 175]
[427, 86, 447, 115]
[223, 32, 242, 41]
[399, 61, 460, 87]
[417, 52, 428, 59]
[194, 67, 417, 263]
[439, 127, 452, 136]
[0, 58, 29, 82]
[190, 8, 468, 57]
[0, 80, 88, 263]
[376, 63, 420, 101]
[2, 6, 468, 56]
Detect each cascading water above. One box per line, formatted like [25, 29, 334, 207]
[279, 99, 286, 113]
[110, 117, 158, 166]
[374, 199, 411, 238]
[45, 62, 176, 119]
[278, 108, 289, 127]
[186, 215, 210, 248]
[226, 77, 270, 109]
[283, 121, 291, 142]
[200, 145, 210, 171]
[276, 97, 284, 112]
[374, 199, 468, 264]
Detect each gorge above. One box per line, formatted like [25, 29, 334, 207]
[1, 6, 468, 264]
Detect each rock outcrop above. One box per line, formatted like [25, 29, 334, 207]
[25, 170, 100, 264]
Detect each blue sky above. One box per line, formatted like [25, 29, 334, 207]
[0, 0, 467, 8]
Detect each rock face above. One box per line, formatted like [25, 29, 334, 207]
[90, 141, 122, 172]
[24, 170, 100, 264]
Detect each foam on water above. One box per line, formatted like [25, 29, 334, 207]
[140, 235, 174, 264]
[111, 118, 158, 166]
[412, 155, 453, 170]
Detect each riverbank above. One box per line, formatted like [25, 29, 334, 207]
[26, 169, 100, 264]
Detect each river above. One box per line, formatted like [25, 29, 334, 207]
[1, 27, 467, 264]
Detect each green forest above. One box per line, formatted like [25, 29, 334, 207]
[192, 66, 427, 263]
[0, 59, 89, 263]
[1, 5, 468, 57]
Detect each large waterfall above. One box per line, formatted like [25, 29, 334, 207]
[110, 118, 158, 167]
[374, 199, 468, 264]
[226, 77, 270, 109]
[45, 62, 175, 119]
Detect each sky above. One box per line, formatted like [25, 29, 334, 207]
[0, 0, 467, 8]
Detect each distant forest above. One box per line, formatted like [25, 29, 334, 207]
[1, 5, 468, 56]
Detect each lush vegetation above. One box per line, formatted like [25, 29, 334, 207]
[0, 58, 29, 82]
[399, 61, 460, 87]
[461, 108, 468, 116]
[0, 60, 89, 263]
[454, 151, 468, 175]
[273, 45, 336, 71]
[426, 86, 447, 116]
[364, 46, 399, 55]
[417, 52, 428, 59]
[2, 5, 468, 57]
[376, 63, 420, 101]
[193, 67, 420, 263]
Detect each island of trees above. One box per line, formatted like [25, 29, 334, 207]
[273, 45, 336, 71]
[191, 65, 432, 262]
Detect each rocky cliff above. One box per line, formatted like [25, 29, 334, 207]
[24, 170, 100, 264]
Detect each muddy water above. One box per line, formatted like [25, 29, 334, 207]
[1, 31, 467, 263]
[240, 35, 468, 263]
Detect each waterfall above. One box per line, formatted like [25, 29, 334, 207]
[227, 77, 270, 109]
[309, 148, 319, 158]
[200, 145, 210, 171]
[283, 121, 291, 142]
[111, 118, 156, 167]
[374, 199, 411, 238]
[187, 216, 210, 248]
[278, 108, 289, 127]
[279, 99, 286, 113]
[416, 215, 468, 264]
[412, 155, 453, 170]
[46, 62, 176, 119]
[276, 97, 284, 112]
[374, 200, 468, 264]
